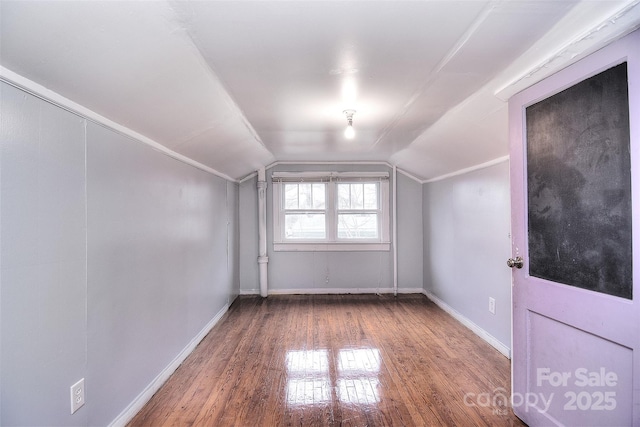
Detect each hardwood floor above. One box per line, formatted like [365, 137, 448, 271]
[129, 294, 525, 426]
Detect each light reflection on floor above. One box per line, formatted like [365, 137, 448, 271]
[285, 348, 381, 407]
[287, 349, 329, 373]
[286, 350, 331, 405]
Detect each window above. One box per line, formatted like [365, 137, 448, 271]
[273, 172, 390, 251]
[337, 182, 379, 239]
[283, 182, 326, 239]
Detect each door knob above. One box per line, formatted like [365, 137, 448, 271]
[507, 256, 524, 269]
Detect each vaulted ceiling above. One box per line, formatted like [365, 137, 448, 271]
[2, 1, 639, 181]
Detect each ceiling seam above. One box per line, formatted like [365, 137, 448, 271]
[370, 0, 501, 150]
[423, 155, 509, 184]
[392, 2, 640, 182]
[171, 13, 274, 158]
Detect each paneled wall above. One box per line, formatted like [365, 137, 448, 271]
[0, 82, 239, 426]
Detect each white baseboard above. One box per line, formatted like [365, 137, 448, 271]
[423, 290, 511, 359]
[266, 287, 423, 295]
[240, 287, 424, 295]
[108, 303, 231, 427]
[395, 287, 425, 294]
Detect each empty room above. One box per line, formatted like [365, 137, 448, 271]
[1, 1, 639, 426]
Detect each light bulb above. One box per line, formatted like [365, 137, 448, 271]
[344, 123, 355, 139]
[343, 109, 356, 139]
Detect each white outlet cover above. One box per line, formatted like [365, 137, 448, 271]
[70, 378, 85, 414]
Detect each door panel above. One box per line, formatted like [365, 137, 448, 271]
[527, 311, 633, 425]
[509, 29, 640, 426]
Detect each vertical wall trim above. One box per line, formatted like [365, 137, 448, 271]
[257, 168, 269, 297]
[83, 119, 89, 381]
[226, 182, 230, 284]
[0, 81, 3, 425]
[393, 165, 398, 296]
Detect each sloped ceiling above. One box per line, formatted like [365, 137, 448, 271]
[2, 1, 639, 181]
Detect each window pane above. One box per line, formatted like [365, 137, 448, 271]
[363, 183, 378, 209]
[338, 213, 378, 239]
[285, 183, 326, 210]
[284, 184, 299, 209]
[312, 183, 326, 209]
[338, 184, 350, 209]
[285, 214, 326, 239]
[351, 184, 364, 209]
[298, 183, 312, 209]
[339, 183, 365, 210]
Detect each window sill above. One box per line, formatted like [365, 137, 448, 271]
[274, 242, 391, 252]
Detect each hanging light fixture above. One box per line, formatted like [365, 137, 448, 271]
[343, 109, 356, 139]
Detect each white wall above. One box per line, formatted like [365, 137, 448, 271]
[423, 160, 512, 351]
[0, 82, 239, 426]
[1, 82, 88, 427]
[239, 164, 423, 293]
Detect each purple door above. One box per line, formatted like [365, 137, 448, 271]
[509, 29, 639, 426]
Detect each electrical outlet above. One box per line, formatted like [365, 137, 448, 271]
[70, 378, 85, 414]
[489, 297, 496, 315]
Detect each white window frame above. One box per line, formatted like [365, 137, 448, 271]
[273, 171, 390, 252]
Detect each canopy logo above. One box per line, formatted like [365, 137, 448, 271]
[464, 367, 619, 416]
[463, 387, 553, 415]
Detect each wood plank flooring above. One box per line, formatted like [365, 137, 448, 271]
[129, 294, 525, 426]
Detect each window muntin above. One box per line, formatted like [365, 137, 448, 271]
[285, 183, 326, 210]
[338, 183, 378, 210]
